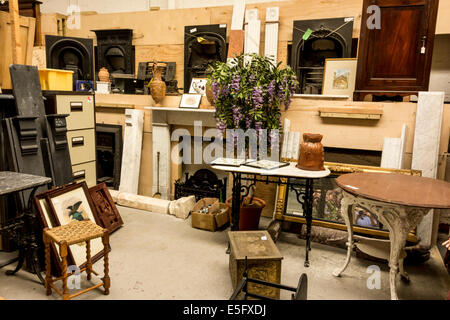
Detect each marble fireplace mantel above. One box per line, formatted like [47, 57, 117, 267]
[147, 107, 217, 200]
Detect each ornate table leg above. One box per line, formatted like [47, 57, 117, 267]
[333, 191, 355, 277]
[227, 172, 242, 254]
[370, 206, 429, 300]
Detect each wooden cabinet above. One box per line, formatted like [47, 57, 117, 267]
[354, 0, 439, 100]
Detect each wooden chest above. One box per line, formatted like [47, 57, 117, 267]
[228, 231, 283, 299]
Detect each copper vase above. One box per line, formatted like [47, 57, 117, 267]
[149, 66, 166, 106]
[296, 133, 325, 171]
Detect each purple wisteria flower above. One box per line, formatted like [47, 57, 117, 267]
[216, 118, 226, 135]
[245, 116, 252, 129]
[231, 74, 241, 93]
[252, 86, 264, 109]
[211, 81, 220, 100]
[232, 105, 243, 127]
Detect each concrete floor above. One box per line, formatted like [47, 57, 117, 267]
[0, 205, 449, 300]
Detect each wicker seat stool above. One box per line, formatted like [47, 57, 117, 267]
[43, 220, 110, 300]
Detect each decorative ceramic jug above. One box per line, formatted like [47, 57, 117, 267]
[98, 67, 110, 83]
[296, 133, 325, 171]
[149, 65, 166, 106]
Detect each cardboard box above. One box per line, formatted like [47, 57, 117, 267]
[191, 198, 229, 232]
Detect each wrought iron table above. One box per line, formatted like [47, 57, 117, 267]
[212, 162, 330, 267]
[334, 172, 450, 300]
[0, 171, 52, 284]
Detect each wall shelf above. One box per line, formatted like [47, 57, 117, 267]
[318, 106, 383, 120]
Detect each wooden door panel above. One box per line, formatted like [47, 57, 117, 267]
[368, 6, 424, 80]
[354, 0, 439, 99]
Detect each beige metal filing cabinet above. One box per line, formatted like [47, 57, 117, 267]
[44, 92, 97, 187]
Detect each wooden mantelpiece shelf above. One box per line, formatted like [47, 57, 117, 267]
[318, 106, 384, 120]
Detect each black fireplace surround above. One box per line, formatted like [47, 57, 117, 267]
[291, 18, 354, 94]
[45, 35, 94, 89]
[184, 24, 227, 93]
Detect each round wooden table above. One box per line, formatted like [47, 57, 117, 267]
[333, 172, 450, 300]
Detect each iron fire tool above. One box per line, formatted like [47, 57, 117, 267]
[230, 257, 308, 300]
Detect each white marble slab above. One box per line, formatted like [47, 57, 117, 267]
[231, 0, 246, 30]
[119, 109, 144, 194]
[412, 91, 445, 248]
[244, 15, 261, 57]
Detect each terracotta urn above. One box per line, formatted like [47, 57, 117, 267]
[149, 66, 166, 106]
[297, 133, 325, 171]
[98, 67, 110, 83]
[205, 83, 215, 107]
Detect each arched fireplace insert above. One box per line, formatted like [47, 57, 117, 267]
[45, 35, 94, 89]
[291, 18, 354, 94]
[184, 24, 227, 93]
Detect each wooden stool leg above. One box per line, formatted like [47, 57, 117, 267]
[43, 231, 52, 296]
[102, 231, 110, 295]
[60, 241, 70, 300]
[86, 240, 92, 281]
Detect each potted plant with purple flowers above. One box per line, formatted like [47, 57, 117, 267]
[208, 53, 297, 149]
[208, 53, 298, 230]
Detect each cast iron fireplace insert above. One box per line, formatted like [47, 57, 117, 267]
[290, 17, 354, 94]
[45, 35, 94, 89]
[93, 29, 135, 76]
[96, 124, 123, 190]
[184, 24, 227, 93]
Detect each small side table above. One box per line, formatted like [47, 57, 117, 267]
[333, 172, 450, 300]
[0, 171, 52, 284]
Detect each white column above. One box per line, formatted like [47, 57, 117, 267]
[264, 7, 279, 64]
[152, 123, 171, 200]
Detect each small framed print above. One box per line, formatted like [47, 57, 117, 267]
[179, 93, 202, 109]
[189, 78, 208, 96]
[322, 58, 357, 96]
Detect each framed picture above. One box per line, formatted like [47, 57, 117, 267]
[44, 182, 106, 269]
[88, 182, 123, 234]
[189, 78, 208, 96]
[243, 160, 290, 170]
[322, 58, 357, 96]
[275, 161, 422, 242]
[35, 190, 64, 276]
[179, 93, 202, 109]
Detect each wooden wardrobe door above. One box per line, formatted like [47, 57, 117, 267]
[355, 0, 439, 100]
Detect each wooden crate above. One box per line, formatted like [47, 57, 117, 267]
[228, 230, 283, 299]
[0, 11, 35, 90]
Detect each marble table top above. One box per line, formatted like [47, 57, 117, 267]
[212, 162, 330, 179]
[336, 172, 450, 209]
[0, 172, 51, 196]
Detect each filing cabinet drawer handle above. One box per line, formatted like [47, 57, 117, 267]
[70, 102, 83, 112]
[72, 136, 84, 146]
[73, 170, 86, 180]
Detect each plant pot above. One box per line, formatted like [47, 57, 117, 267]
[149, 66, 166, 106]
[205, 83, 215, 106]
[296, 133, 325, 171]
[226, 197, 266, 231]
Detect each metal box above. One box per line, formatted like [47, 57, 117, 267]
[228, 230, 283, 299]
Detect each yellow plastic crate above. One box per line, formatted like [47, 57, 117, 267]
[38, 68, 73, 91]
